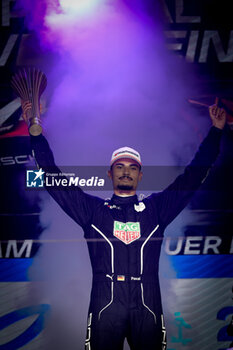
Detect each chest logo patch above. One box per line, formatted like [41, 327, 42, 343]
[134, 202, 146, 212]
[113, 221, 141, 245]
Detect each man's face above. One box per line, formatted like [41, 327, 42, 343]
[108, 158, 142, 194]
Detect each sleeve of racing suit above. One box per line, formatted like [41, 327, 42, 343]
[153, 126, 223, 229]
[30, 134, 100, 229]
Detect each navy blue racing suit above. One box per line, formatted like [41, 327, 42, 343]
[31, 127, 222, 350]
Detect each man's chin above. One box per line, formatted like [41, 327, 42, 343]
[117, 185, 134, 191]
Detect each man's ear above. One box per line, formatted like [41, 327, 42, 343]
[107, 169, 112, 180]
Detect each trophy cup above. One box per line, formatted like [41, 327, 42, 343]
[11, 67, 47, 136]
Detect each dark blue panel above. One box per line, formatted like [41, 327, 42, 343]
[0, 259, 33, 281]
[168, 255, 233, 278]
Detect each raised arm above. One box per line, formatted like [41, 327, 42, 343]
[152, 99, 226, 229]
[22, 102, 101, 229]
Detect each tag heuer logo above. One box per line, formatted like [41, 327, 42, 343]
[113, 221, 141, 245]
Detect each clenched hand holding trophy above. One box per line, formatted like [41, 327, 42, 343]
[11, 67, 47, 136]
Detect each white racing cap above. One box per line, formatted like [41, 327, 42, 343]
[110, 146, 142, 166]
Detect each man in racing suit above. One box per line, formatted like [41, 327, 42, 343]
[24, 101, 226, 350]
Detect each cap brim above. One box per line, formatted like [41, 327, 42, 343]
[110, 155, 142, 166]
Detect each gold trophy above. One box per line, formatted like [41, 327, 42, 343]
[11, 67, 47, 136]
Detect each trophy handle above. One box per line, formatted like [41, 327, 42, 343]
[23, 98, 43, 136]
[28, 116, 43, 136]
